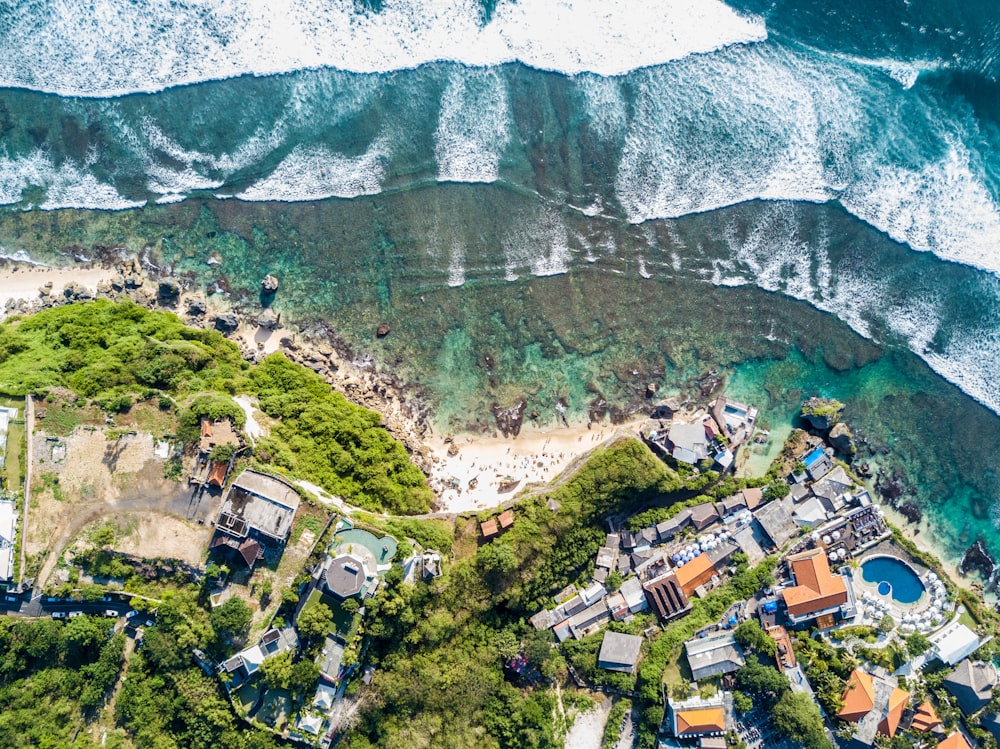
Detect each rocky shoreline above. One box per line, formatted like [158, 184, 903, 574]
[0, 254, 437, 474]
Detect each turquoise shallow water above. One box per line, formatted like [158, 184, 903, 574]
[2, 1, 1000, 569]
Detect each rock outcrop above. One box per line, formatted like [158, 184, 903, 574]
[213, 313, 240, 334]
[960, 539, 996, 581]
[492, 400, 527, 438]
[828, 421, 856, 455]
[801, 397, 845, 431]
[261, 274, 279, 294]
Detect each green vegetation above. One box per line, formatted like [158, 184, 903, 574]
[771, 691, 832, 749]
[350, 439, 682, 749]
[602, 699, 632, 749]
[249, 354, 433, 514]
[0, 300, 432, 514]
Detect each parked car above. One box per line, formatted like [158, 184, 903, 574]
[68, 611, 83, 618]
[5, 595, 18, 602]
[125, 610, 139, 619]
[51, 611, 67, 619]
[104, 610, 118, 618]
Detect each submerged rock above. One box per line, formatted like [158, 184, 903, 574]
[960, 539, 996, 581]
[588, 396, 608, 424]
[898, 501, 922, 524]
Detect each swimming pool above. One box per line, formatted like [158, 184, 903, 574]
[861, 557, 924, 604]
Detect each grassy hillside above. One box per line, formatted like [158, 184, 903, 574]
[0, 300, 432, 513]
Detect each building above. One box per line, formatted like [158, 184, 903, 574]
[218, 627, 299, 689]
[668, 695, 728, 739]
[0, 498, 17, 582]
[480, 518, 499, 538]
[674, 554, 717, 597]
[316, 635, 345, 682]
[684, 632, 745, 681]
[498, 509, 515, 529]
[210, 470, 301, 568]
[738, 487, 763, 511]
[755, 498, 799, 551]
[910, 701, 942, 733]
[780, 548, 853, 627]
[320, 553, 375, 599]
[930, 620, 981, 666]
[981, 713, 1000, 744]
[710, 395, 758, 445]
[606, 576, 647, 621]
[943, 660, 997, 716]
[656, 509, 693, 542]
[598, 631, 643, 674]
[669, 421, 709, 465]
[689, 502, 720, 531]
[938, 733, 972, 749]
[644, 572, 692, 623]
[837, 669, 909, 745]
[199, 417, 240, 455]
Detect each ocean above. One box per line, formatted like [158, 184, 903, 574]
[1, 0, 1000, 567]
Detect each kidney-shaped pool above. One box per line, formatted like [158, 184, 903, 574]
[861, 556, 924, 604]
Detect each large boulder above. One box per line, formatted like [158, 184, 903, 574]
[801, 397, 844, 431]
[213, 313, 240, 334]
[261, 274, 279, 293]
[157, 279, 181, 305]
[828, 422, 856, 455]
[257, 309, 281, 330]
[187, 298, 207, 317]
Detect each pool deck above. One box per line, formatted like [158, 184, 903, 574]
[847, 540, 953, 634]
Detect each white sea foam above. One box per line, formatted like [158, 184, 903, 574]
[615, 47, 831, 223]
[502, 211, 570, 280]
[448, 244, 467, 287]
[841, 141, 1000, 276]
[615, 43, 1000, 281]
[435, 69, 510, 183]
[0, 150, 144, 211]
[235, 142, 387, 202]
[0, 0, 766, 97]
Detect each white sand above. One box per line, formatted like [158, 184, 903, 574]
[235, 320, 282, 356]
[0, 264, 113, 312]
[564, 697, 611, 749]
[427, 417, 645, 514]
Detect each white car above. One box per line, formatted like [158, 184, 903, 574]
[104, 610, 118, 618]
[51, 611, 67, 619]
[125, 610, 139, 619]
[67, 611, 83, 618]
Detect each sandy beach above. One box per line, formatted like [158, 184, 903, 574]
[426, 417, 647, 514]
[0, 264, 113, 312]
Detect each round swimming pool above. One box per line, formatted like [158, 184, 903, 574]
[862, 557, 924, 604]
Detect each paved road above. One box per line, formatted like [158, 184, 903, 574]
[0, 589, 138, 620]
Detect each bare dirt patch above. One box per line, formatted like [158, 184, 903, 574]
[109, 513, 211, 567]
[28, 423, 211, 585]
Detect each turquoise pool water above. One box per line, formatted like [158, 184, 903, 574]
[862, 557, 924, 604]
[333, 528, 397, 565]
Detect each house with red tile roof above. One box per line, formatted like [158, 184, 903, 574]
[781, 548, 855, 626]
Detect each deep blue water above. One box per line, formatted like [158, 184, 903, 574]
[2, 0, 1000, 566]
